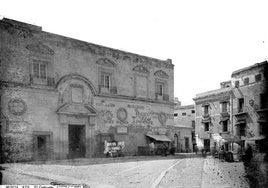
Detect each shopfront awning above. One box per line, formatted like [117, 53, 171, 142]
[146, 133, 172, 142]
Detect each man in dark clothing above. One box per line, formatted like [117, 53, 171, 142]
[245, 144, 253, 162]
[243, 144, 253, 172]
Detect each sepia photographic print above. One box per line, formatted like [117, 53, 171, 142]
[0, 0, 268, 187]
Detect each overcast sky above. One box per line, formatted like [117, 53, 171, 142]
[1, 0, 268, 105]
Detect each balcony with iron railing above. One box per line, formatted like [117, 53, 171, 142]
[202, 112, 210, 119]
[155, 93, 169, 101]
[98, 85, 117, 95]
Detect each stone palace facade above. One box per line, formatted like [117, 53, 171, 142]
[0, 18, 175, 161]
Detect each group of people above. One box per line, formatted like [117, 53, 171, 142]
[149, 142, 175, 156]
[217, 143, 253, 163]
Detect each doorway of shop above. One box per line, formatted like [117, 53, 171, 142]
[68, 124, 86, 158]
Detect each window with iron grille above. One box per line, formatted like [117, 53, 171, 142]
[101, 74, 110, 89]
[156, 83, 164, 96]
[182, 112, 186, 116]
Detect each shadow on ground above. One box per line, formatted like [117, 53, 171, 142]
[21, 153, 204, 166]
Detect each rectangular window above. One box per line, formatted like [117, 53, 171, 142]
[192, 121, 195, 129]
[203, 105, 209, 116]
[259, 122, 268, 136]
[220, 102, 228, 113]
[235, 80, 239, 87]
[102, 74, 110, 89]
[191, 110, 195, 114]
[259, 123, 264, 135]
[204, 122, 209, 131]
[222, 120, 228, 132]
[239, 124, 246, 136]
[182, 112, 186, 116]
[238, 98, 244, 113]
[192, 132, 195, 142]
[255, 74, 262, 82]
[33, 63, 40, 78]
[185, 137, 189, 150]
[204, 139, 210, 151]
[40, 64, 47, 79]
[33, 62, 47, 79]
[174, 113, 178, 117]
[260, 93, 267, 109]
[244, 77, 249, 85]
[156, 83, 164, 96]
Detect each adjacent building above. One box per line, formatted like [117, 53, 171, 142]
[0, 18, 175, 161]
[193, 82, 232, 151]
[231, 62, 268, 151]
[174, 104, 195, 152]
[193, 61, 268, 152]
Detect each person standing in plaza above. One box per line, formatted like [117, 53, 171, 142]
[149, 142, 155, 156]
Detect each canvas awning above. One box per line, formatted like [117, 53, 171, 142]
[146, 134, 172, 142]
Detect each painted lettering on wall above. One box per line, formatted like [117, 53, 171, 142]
[96, 103, 115, 108]
[127, 104, 145, 109]
[132, 109, 153, 126]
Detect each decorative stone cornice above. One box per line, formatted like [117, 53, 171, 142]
[56, 103, 97, 116]
[26, 42, 54, 55]
[96, 58, 116, 67]
[133, 65, 150, 74]
[154, 70, 169, 79]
